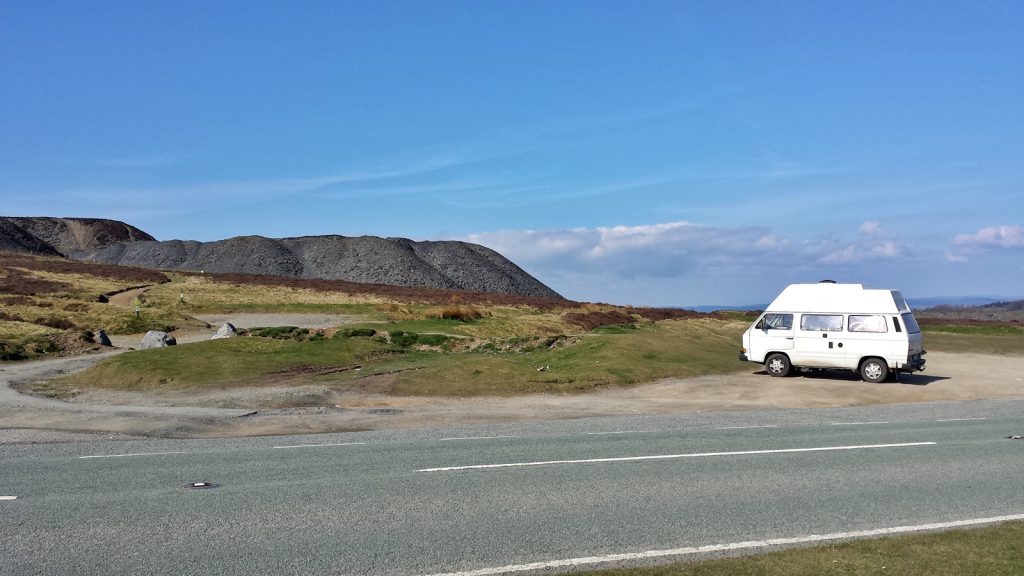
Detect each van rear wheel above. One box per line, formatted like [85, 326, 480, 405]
[860, 358, 889, 383]
[766, 353, 791, 377]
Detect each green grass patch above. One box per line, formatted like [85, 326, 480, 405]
[578, 520, 1024, 576]
[59, 319, 749, 396]
[324, 319, 748, 396]
[923, 324, 1024, 336]
[57, 337, 388, 391]
[922, 331, 1024, 355]
[345, 318, 479, 337]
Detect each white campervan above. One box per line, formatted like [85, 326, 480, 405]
[739, 282, 926, 382]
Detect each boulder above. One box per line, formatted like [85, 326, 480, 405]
[95, 329, 112, 347]
[211, 323, 237, 340]
[140, 330, 176, 349]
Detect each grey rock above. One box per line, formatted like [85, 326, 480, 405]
[0, 216, 154, 256]
[211, 323, 237, 339]
[140, 331, 176, 349]
[73, 234, 563, 299]
[95, 330, 112, 347]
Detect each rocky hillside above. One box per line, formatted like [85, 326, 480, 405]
[0, 217, 154, 255]
[1, 216, 562, 299]
[71, 235, 562, 298]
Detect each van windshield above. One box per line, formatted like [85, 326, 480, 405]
[901, 312, 921, 334]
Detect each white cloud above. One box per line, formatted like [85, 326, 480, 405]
[952, 225, 1024, 248]
[859, 220, 882, 235]
[467, 220, 913, 283]
[945, 251, 970, 264]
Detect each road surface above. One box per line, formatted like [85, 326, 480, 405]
[3, 399, 1024, 575]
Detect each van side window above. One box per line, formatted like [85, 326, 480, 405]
[849, 315, 887, 333]
[800, 314, 843, 331]
[892, 316, 902, 332]
[758, 313, 793, 330]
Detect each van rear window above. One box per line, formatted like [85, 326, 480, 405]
[800, 314, 843, 331]
[901, 312, 921, 334]
[849, 315, 887, 333]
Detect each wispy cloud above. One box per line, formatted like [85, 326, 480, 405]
[466, 220, 915, 281]
[952, 225, 1024, 248]
[947, 224, 1024, 263]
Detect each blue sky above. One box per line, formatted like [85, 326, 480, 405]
[2, 1, 1022, 306]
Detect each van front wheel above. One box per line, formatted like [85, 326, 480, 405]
[766, 354, 791, 377]
[860, 358, 889, 383]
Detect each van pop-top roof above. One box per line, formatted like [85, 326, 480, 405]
[765, 283, 912, 315]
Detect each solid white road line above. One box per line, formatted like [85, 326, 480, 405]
[440, 436, 516, 442]
[0, 496, 16, 501]
[830, 421, 889, 426]
[271, 442, 366, 449]
[416, 442, 936, 472]
[79, 451, 186, 459]
[421, 513, 1024, 576]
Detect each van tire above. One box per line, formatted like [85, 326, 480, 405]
[766, 353, 791, 377]
[860, 358, 889, 383]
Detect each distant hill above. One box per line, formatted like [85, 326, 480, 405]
[0, 216, 562, 299]
[0, 217, 153, 256]
[906, 296, 1007, 309]
[72, 235, 563, 298]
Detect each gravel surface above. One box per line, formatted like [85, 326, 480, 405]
[2, 341, 1023, 440]
[193, 313, 360, 329]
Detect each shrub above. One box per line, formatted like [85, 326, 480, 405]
[432, 305, 487, 322]
[251, 326, 310, 340]
[333, 328, 377, 339]
[37, 316, 76, 330]
[388, 330, 419, 347]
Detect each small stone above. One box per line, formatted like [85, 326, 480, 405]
[139, 331, 177, 349]
[211, 323, 237, 340]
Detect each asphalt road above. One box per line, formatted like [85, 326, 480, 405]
[3, 399, 1024, 576]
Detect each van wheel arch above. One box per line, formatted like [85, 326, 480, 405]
[859, 357, 889, 383]
[765, 353, 792, 377]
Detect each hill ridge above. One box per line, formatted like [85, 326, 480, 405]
[0, 217, 561, 299]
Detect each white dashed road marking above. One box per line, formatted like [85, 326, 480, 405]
[272, 442, 366, 449]
[417, 442, 936, 472]
[1, 496, 17, 501]
[79, 451, 186, 459]
[440, 436, 516, 442]
[830, 421, 889, 426]
[715, 425, 779, 430]
[421, 513, 1024, 576]
[936, 417, 987, 422]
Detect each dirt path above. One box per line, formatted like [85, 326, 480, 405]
[2, 348, 1022, 440]
[107, 286, 150, 308]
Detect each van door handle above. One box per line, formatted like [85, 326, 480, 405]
[786, 337, 793, 340]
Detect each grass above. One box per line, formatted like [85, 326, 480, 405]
[922, 324, 1024, 336]
[59, 337, 387, 391]
[922, 331, 1024, 355]
[576, 520, 1024, 576]
[57, 318, 748, 396]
